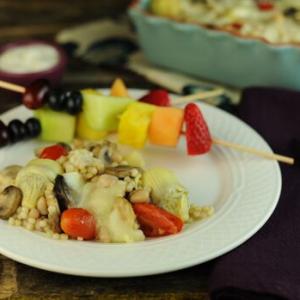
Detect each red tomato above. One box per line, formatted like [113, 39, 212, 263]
[132, 203, 183, 237]
[60, 208, 96, 240]
[257, 2, 274, 11]
[231, 22, 243, 30]
[40, 144, 68, 160]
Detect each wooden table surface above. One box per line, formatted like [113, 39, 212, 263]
[0, 2, 212, 299]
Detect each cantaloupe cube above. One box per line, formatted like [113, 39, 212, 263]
[118, 102, 155, 149]
[149, 107, 183, 147]
[76, 113, 107, 140]
[35, 109, 76, 143]
[110, 78, 129, 97]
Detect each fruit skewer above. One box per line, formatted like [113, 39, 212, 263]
[0, 79, 223, 108]
[0, 79, 83, 114]
[172, 88, 224, 106]
[0, 80, 25, 93]
[212, 138, 294, 164]
[0, 79, 295, 165]
[122, 86, 295, 165]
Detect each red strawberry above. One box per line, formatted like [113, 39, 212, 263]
[184, 103, 212, 155]
[139, 89, 170, 106]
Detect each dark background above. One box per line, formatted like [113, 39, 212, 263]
[0, 0, 131, 42]
[0, 0, 152, 112]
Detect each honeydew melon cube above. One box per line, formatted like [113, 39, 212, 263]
[35, 108, 76, 143]
[82, 90, 135, 132]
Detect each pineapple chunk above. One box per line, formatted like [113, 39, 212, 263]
[118, 102, 155, 149]
[143, 168, 190, 221]
[76, 113, 107, 140]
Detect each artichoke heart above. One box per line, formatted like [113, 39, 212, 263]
[16, 169, 49, 209]
[15, 160, 63, 209]
[27, 159, 63, 180]
[142, 168, 190, 221]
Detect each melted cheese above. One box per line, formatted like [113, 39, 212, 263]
[80, 177, 145, 243]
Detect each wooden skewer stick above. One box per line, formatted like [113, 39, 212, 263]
[0, 80, 25, 93]
[0, 79, 295, 165]
[176, 91, 294, 165]
[213, 137, 294, 165]
[172, 88, 224, 105]
[0, 79, 224, 104]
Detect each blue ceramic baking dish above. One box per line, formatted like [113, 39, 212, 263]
[129, 0, 300, 90]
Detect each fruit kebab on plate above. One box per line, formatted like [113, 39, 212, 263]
[0, 78, 295, 165]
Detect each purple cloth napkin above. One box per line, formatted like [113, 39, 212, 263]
[209, 87, 300, 300]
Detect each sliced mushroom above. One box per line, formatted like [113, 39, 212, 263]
[63, 172, 85, 205]
[105, 166, 142, 179]
[54, 175, 72, 212]
[103, 149, 113, 164]
[88, 141, 122, 165]
[0, 185, 22, 219]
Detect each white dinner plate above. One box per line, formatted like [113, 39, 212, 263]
[0, 89, 281, 277]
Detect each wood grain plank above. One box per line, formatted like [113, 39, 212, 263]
[11, 293, 209, 300]
[0, 255, 17, 299]
[14, 261, 211, 299]
[0, 0, 131, 42]
[0, 0, 131, 24]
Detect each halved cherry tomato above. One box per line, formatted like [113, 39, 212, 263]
[231, 22, 243, 30]
[257, 2, 274, 11]
[60, 208, 96, 240]
[40, 144, 68, 160]
[132, 203, 183, 237]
